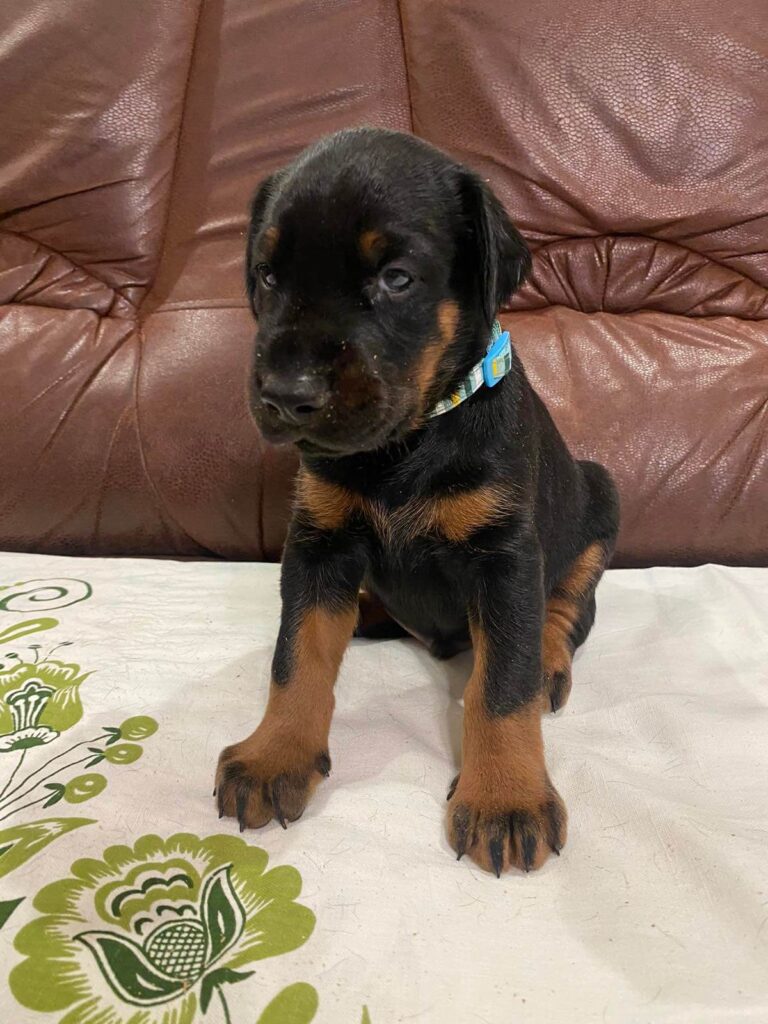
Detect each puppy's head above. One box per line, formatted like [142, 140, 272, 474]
[245, 128, 530, 457]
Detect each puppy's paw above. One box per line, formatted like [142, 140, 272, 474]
[215, 734, 330, 830]
[446, 778, 567, 876]
[541, 665, 572, 714]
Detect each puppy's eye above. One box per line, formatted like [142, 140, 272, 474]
[380, 267, 413, 293]
[258, 264, 277, 289]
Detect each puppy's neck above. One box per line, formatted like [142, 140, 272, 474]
[303, 369, 517, 501]
[425, 317, 507, 420]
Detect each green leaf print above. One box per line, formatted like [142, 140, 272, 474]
[257, 983, 320, 1024]
[76, 931, 187, 1005]
[0, 817, 94, 878]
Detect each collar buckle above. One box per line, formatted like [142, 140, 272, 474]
[426, 319, 512, 419]
[481, 330, 511, 388]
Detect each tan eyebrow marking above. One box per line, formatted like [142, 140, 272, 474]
[359, 229, 387, 261]
[262, 225, 280, 256]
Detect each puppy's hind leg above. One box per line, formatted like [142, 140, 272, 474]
[542, 461, 619, 713]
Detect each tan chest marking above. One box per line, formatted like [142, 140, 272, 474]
[295, 470, 360, 531]
[368, 484, 511, 545]
[298, 470, 511, 544]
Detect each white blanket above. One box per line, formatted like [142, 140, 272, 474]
[0, 553, 766, 1024]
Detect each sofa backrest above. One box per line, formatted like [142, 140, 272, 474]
[1, 0, 766, 565]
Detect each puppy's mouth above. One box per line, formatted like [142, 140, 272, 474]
[295, 422, 410, 458]
[295, 438, 352, 457]
[294, 422, 404, 458]
[258, 408, 414, 458]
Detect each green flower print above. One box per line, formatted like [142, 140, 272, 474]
[0, 646, 91, 753]
[0, 724, 58, 752]
[11, 832, 316, 1024]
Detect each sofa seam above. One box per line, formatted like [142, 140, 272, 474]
[500, 304, 768, 328]
[137, 0, 206, 320]
[395, 0, 415, 133]
[2, 300, 766, 326]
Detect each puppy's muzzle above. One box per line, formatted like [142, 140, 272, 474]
[259, 373, 330, 425]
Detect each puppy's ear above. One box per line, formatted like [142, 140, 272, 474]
[459, 172, 531, 328]
[245, 172, 282, 313]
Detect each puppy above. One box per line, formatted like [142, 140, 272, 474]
[216, 128, 619, 875]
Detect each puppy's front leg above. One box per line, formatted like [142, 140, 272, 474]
[448, 540, 567, 875]
[217, 523, 365, 830]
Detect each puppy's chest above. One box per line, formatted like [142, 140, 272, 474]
[297, 469, 511, 547]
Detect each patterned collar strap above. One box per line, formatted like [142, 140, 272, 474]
[426, 320, 512, 419]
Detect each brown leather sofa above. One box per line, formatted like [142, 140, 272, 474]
[1, 0, 765, 567]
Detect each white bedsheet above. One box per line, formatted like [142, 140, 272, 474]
[0, 553, 766, 1023]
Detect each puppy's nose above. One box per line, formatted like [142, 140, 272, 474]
[260, 374, 329, 423]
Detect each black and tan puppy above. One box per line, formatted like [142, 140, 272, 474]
[216, 128, 619, 875]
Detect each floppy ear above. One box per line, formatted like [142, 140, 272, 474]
[245, 172, 282, 313]
[459, 172, 532, 328]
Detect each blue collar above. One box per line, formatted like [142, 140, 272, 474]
[426, 320, 512, 419]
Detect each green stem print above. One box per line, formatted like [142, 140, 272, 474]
[219, 988, 233, 1024]
[0, 720, 156, 845]
[0, 746, 26, 799]
[0, 752, 98, 814]
[0, 729, 112, 803]
[0, 749, 96, 811]
[0, 794, 49, 821]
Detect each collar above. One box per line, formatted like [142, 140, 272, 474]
[426, 320, 512, 419]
